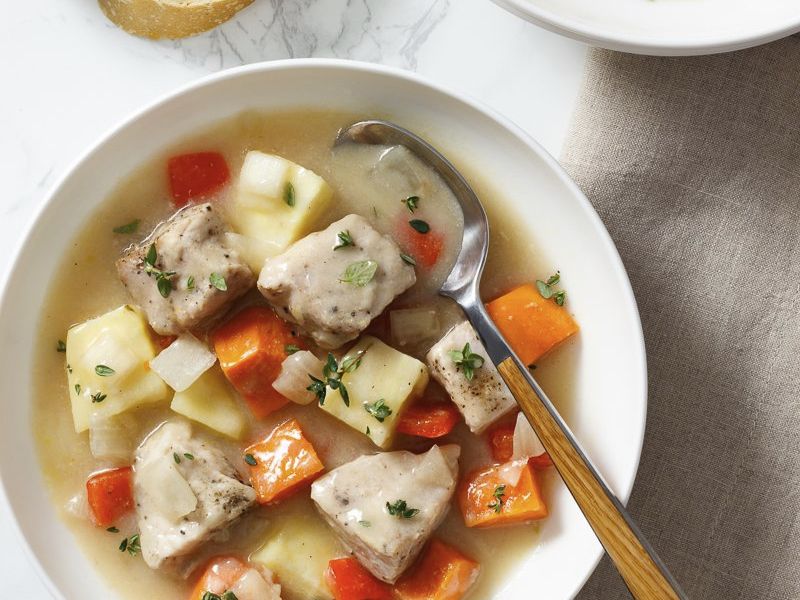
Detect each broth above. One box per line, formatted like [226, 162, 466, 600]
[32, 110, 578, 599]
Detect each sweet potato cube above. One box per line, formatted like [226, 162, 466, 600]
[245, 418, 324, 504]
[395, 539, 480, 600]
[212, 305, 303, 418]
[486, 283, 578, 365]
[458, 460, 547, 528]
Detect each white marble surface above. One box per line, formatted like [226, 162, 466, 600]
[0, 0, 586, 596]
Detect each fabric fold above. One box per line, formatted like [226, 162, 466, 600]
[562, 37, 800, 600]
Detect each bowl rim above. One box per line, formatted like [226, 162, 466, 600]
[0, 58, 647, 599]
[492, 0, 800, 55]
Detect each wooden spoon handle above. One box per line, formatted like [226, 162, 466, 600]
[497, 357, 686, 600]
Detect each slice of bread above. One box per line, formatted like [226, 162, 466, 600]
[99, 0, 254, 39]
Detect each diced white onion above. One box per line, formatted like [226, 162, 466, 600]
[512, 412, 546, 460]
[390, 307, 440, 347]
[496, 459, 527, 488]
[137, 457, 197, 522]
[272, 351, 324, 405]
[149, 333, 216, 392]
[230, 568, 283, 600]
[89, 411, 136, 462]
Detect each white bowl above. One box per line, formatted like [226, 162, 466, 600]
[0, 60, 646, 599]
[494, 0, 800, 55]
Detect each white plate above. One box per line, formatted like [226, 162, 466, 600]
[494, 0, 800, 55]
[0, 60, 646, 599]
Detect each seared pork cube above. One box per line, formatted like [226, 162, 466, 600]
[427, 321, 517, 433]
[257, 214, 415, 349]
[117, 203, 254, 335]
[310, 445, 460, 583]
[133, 420, 256, 570]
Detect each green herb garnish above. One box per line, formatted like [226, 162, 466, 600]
[334, 230, 354, 250]
[386, 499, 419, 519]
[106, 526, 119, 533]
[173, 452, 181, 464]
[113, 219, 141, 234]
[202, 592, 238, 600]
[339, 260, 378, 287]
[400, 253, 416, 266]
[285, 344, 300, 355]
[74, 383, 81, 394]
[284, 181, 295, 207]
[119, 533, 140, 556]
[488, 484, 506, 513]
[143, 244, 177, 298]
[91, 391, 107, 403]
[57, 340, 66, 353]
[409, 219, 430, 234]
[402, 196, 419, 212]
[358, 520, 371, 527]
[187, 275, 195, 290]
[536, 272, 567, 306]
[308, 350, 367, 407]
[184, 453, 194, 460]
[307, 375, 327, 405]
[95, 365, 115, 377]
[244, 453, 257, 466]
[364, 399, 392, 423]
[448, 342, 485, 381]
[209, 273, 227, 291]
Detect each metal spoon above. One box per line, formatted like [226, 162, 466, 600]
[336, 120, 687, 600]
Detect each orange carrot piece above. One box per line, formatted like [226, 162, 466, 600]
[189, 555, 248, 600]
[245, 418, 325, 504]
[530, 453, 554, 470]
[212, 305, 303, 418]
[487, 422, 515, 463]
[458, 460, 548, 528]
[397, 403, 461, 438]
[396, 216, 445, 268]
[154, 334, 177, 351]
[85, 467, 134, 527]
[325, 557, 393, 600]
[486, 283, 578, 365]
[168, 151, 230, 207]
[395, 539, 480, 600]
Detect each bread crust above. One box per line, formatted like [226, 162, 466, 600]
[98, 0, 254, 39]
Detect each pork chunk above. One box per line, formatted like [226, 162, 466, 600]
[310, 445, 459, 583]
[427, 321, 517, 433]
[133, 420, 256, 570]
[117, 204, 254, 335]
[257, 214, 416, 349]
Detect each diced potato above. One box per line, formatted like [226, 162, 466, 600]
[228, 151, 334, 253]
[250, 510, 342, 600]
[170, 367, 247, 439]
[322, 336, 429, 448]
[66, 305, 169, 433]
[239, 152, 292, 198]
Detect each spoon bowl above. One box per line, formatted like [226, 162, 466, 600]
[337, 118, 687, 600]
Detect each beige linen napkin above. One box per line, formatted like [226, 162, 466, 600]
[562, 37, 800, 600]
